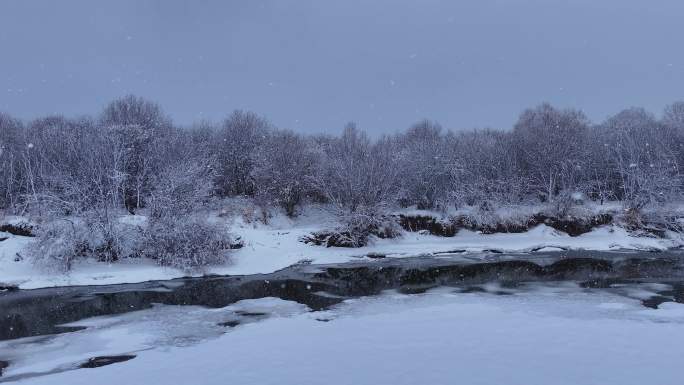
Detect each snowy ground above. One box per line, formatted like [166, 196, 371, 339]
[2, 283, 684, 384]
[1, 206, 682, 289]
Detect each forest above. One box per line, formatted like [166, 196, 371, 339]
[1, 96, 683, 270]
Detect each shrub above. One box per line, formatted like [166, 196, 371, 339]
[29, 219, 94, 272]
[28, 217, 144, 272]
[303, 209, 401, 247]
[141, 217, 232, 271]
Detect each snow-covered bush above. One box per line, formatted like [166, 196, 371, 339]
[461, 202, 535, 233]
[618, 204, 684, 236]
[28, 217, 143, 272]
[30, 213, 231, 272]
[544, 191, 581, 218]
[141, 217, 231, 271]
[303, 206, 401, 248]
[141, 149, 231, 270]
[337, 208, 401, 246]
[29, 219, 90, 272]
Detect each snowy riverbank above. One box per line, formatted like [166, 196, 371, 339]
[2, 205, 682, 290]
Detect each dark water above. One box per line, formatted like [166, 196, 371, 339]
[2, 250, 684, 342]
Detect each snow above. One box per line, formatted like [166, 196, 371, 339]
[3, 285, 684, 384]
[1, 206, 680, 289]
[216, 222, 675, 278]
[571, 191, 584, 200]
[0, 298, 308, 378]
[0, 233, 185, 289]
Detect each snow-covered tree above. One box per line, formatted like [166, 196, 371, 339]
[394, 120, 452, 209]
[100, 94, 171, 133]
[100, 96, 172, 213]
[663, 101, 684, 168]
[0, 112, 24, 210]
[512, 104, 590, 201]
[5, 95, 684, 261]
[148, 152, 215, 220]
[252, 129, 318, 216]
[314, 123, 398, 214]
[215, 110, 269, 197]
[448, 129, 526, 206]
[600, 108, 680, 208]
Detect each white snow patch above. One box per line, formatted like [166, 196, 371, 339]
[4, 288, 684, 385]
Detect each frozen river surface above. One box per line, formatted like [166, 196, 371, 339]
[2, 253, 684, 384]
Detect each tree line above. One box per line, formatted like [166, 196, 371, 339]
[1, 96, 683, 268]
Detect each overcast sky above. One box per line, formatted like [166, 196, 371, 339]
[1, 0, 683, 134]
